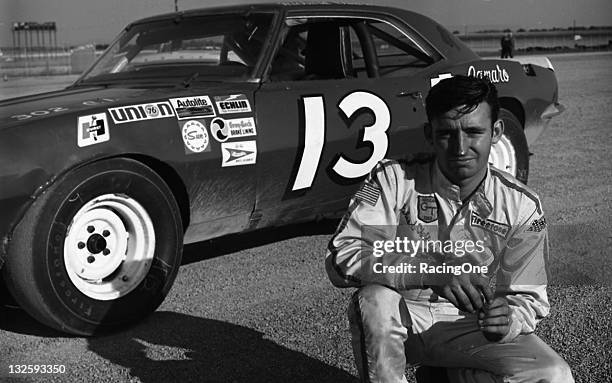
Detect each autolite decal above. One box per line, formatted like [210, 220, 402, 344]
[214, 94, 252, 114]
[169, 95, 216, 120]
[467, 65, 510, 83]
[108, 102, 174, 124]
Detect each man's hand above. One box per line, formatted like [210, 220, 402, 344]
[478, 297, 511, 342]
[428, 271, 493, 313]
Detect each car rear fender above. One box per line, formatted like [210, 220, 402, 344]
[510, 55, 555, 71]
[437, 58, 562, 146]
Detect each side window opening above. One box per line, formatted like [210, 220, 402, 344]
[269, 27, 307, 81]
[366, 20, 440, 77]
[268, 17, 439, 82]
[269, 19, 357, 81]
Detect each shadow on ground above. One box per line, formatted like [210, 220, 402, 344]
[0, 218, 339, 336]
[87, 311, 356, 383]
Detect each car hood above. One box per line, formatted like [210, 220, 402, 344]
[0, 83, 256, 130]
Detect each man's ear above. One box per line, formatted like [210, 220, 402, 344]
[491, 119, 504, 144]
[424, 122, 433, 145]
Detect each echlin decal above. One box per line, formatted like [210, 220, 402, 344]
[214, 94, 252, 114]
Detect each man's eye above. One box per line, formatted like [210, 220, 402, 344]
[465, 129, 486, 135]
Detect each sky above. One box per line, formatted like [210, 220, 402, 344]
[1, 0, 611, 47]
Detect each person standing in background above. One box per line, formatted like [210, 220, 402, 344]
[501, 32, 515, 58]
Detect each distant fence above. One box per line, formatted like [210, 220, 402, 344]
[0, 45, 101, 76]
[458, 29, 612, 55]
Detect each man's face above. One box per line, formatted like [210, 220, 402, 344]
[426, 102, 503, 185]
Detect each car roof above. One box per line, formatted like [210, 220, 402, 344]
[130, 2, 422, 25]
[127, 2, 476, 63]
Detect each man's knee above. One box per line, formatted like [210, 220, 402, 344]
[536, 357, 574, 383]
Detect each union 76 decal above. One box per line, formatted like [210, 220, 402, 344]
[291, 91, 390, 191]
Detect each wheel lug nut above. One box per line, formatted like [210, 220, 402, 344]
[102, 230, 110, 237]
[103, 248, 110, 256]
[87, 256, 95, 263]
[87, 226, 95, 233]
[77, 242, 85, 249]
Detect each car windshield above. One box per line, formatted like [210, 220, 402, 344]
[78, 12, 274, 85]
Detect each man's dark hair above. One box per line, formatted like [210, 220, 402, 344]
[425, 75, 500, 123]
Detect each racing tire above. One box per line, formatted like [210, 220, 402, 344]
[489, 108, 529, 184]
[2, 158, 183, 335]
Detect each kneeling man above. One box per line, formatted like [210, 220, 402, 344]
[326, 75, 573, 382]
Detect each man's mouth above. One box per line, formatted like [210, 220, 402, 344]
[449, 157, 475, 163]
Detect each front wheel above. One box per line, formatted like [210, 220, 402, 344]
[489, 108, 530, 184]
[2, 158, 183, 335]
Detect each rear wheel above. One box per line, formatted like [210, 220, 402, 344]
[489, 108, 529, 184]
[2, 158, 183, 335]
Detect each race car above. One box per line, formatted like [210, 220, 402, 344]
[0, 3, 563, 335]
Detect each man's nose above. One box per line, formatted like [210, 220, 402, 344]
[452, 132, 466, 155]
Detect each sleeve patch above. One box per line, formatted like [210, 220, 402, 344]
[355, 182, 381, 206]
[526, 216, 547, 232]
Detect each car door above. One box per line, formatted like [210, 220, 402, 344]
[253, 13, 442, 227]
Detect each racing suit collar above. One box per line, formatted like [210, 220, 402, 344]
[432, 161, 493, 216]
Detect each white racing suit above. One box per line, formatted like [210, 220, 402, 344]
[326, 157, 574, 383]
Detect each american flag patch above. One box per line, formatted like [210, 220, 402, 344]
[526, 216, 547, 232]
[355, 182, 381, 206]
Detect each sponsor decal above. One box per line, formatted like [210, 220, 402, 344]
[169, 95, 215, 119]
[108, 101, 174, 124]
[417, 195, 438, 223]
[221, 141, 257, 167]
[430, 73, 453, 87]
[210, 118, 229, 142]
[467, 65, 510, 83]
[77, 113, 109, 147]
[355, 182, 381, 206]
[211, 117, 256, 142]
[227, 117, 256, 137]
[180, 120, 210, 154]
[214, 94, 252, 114]
[470, 211, 511, 238]
[526, 216, 547, 232]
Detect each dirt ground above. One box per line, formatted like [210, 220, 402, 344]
[0, 52, 610, 382]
